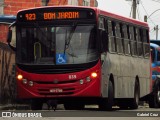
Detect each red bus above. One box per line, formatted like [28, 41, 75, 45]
[7, 6, 151, 110]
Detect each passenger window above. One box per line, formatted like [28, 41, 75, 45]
[143, 29, 150, 58]
[115, 22, 123, 54]
[99, 17, 105, 30]
[108, 20, 116, 53]
[122, 24, 130, 55]
[137, 29, 143, 57]
[129, 26, 137, 56]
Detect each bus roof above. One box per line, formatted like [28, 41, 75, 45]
[98, 9, 148, 28]
[0, 15, 16, 24]
[17, 5, 97, 13]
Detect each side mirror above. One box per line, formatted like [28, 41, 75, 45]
[7, 22, 16, 51]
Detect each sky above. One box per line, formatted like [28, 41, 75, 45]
[97, 0, 160, 40]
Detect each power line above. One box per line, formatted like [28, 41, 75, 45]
[150, 28, 155, 33]
[139, 0, 156, 25]
[152, 0, 160, 3]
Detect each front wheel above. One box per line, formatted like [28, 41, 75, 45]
[99, 80, 114, 111]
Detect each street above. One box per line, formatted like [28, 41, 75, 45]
[1, 104, 160, 120]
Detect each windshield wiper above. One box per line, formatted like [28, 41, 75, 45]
[63, 24, 77, 55]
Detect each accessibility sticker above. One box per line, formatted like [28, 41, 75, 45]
[56, 53, 67, 64]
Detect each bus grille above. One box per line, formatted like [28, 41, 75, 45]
[34, 79, 83, 96]
[37, 88, 75, 96]
[35, 80, 77, 84]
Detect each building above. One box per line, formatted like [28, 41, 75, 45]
[0, 0, 98, 42]
[0, 0, 98, 15]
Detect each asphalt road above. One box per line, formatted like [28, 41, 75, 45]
[0, 104, 160, 120]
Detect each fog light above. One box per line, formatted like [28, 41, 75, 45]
[79, 79, 84, 85]
[29, 81, 34, 86]
[86, 76, 91, 82]
[22, 79, 27, 84]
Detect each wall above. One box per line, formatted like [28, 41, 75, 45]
[0, 24, 7, 43]
[4, 0, 41, 15]
[0, 42, 15, 104]
[4, 0, 97, 15]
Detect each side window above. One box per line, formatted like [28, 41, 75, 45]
[129, 26, 137, 56]
[108, 20, 116, 53]
[115, 22, 123, 54]
[99, 17, 105, 30]
[122, 24, 130, 55]
[137, 29, 143, 57]
[143, 29, 150, 58]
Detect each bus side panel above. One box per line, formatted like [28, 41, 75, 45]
[139, 58, 151, 97]
[119, 55, 133, 98]
[101, 53, 151, 99]
[101, 53, 134, 98]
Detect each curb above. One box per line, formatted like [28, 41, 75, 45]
[0, 104, 30, 110]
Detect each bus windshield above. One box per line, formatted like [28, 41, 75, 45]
[16, 24, 98, 65]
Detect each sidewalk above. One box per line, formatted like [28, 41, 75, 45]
[0, 104, 30, 110]
[0, 103, 64, 110]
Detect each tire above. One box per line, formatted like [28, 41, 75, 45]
[129, 80, 140, 109]
[118, 101, 129, 110]
[99, 80, 114, 111]
[64, 103, 84, 110]
[149, 84, 160, 108]
[31, 99, 43, 110]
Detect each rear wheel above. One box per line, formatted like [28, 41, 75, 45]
[149, 84, 160, 108]
[129, 80, 140, 109]
[99, 80, 114, 111]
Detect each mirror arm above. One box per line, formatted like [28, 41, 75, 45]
[8, 43, 16, 51]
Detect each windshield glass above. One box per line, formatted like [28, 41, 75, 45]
[16, 24, 98, 65]
[157, 50, 160, 61]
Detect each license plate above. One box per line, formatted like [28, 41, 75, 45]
[50, 88, 63, 93]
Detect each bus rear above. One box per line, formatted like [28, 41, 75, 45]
[8, 6, 101, 110]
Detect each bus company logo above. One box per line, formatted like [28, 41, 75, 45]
[2, 112, 11, 117]
[53, 79, 58, 84]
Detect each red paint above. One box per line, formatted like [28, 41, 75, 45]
[16, 61, 101, 99]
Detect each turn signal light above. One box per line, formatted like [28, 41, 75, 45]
[91, 72, 97, 78]
[17, 74, 23, 80]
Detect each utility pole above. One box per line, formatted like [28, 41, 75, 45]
[126, 0, 138, 19]
[154, 25, 159, 40]
[132, 0, 137, 19]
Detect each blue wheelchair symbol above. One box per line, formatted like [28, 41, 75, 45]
[56, 53, 67, 64]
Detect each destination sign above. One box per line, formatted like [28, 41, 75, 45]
[17, 8, 95, 22]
